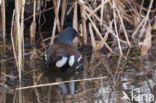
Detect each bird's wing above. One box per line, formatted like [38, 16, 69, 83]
[47, 45, 70, 64]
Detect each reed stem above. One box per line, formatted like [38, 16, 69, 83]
[53, 0, 61, 32]
[30, 0, 36, 46]
[1, 0, 6, 55]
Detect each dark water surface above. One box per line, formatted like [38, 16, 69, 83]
[0, 48, 156, 103]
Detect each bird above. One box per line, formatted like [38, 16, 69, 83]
[44, 27, 83, 72]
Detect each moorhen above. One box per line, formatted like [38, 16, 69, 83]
[44, 27, 83, 72]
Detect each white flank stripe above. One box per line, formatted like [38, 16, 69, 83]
[76, 64, 81, 69]
[77, 55, 82, 62]
[44, 54, 48, 62]
[69, 55, 75, 66]
[56, 56, 68, 68]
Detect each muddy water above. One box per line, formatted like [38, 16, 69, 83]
[0, 48, 156, 103]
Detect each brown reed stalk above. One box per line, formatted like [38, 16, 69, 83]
[95, 22, 113, 52]
[73, 1, 79, 46]
[86, 12, 103, 40]
[11, 10, 18, 68]
[88, 0, 109, 17]
[16, 76, 108, 90]
[114, 1, 131, 47]
[50, 0, 61, 45]
[15, 0, 21, 80]
[0, 0, 6, 97]
[0, 2, 6, 97]
[50, 18, 56, 45]
[137, 0, 144, 23]
[15, 0, 25, 89]
[100, 0, 104, 26]
[139, 0, 154, 38]
[141, 24, 152, 57]
[84, 1, 128, 46]
[30, 0, 37, 46]
[66, 3, 75, 15]
[132, 19, 144, 39]
[1, 0, 6, 54]
[86, 5, 114, 45]
[61, 0, 67, 29]
[15, 0, 23, 102]
[21, 0, 25, 73]
[85, 6, 101, 22]
[79, 0, 87, 45]
[113, 0, 123, 55]
[53, 0, 61, 32]
[89, 23, 96, 51]
[73, 2, 78, 30]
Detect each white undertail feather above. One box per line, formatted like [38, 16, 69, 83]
[56, 56, 68, 68]
[69, 55, 75, 66]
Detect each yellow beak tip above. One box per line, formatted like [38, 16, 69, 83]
[80, 33, 83, 37]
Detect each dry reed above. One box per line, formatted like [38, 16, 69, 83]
[50, 0, 61, 45]
[1, 0, 155, 95]
[1, 0, 6, 54]
[53, 0, 61, 32]
[17, 76, 107, 90]
[2, 0, 154, 60]
[30, 0, 37, 46]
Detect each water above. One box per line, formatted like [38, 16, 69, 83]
[0, 48, 156, 103]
